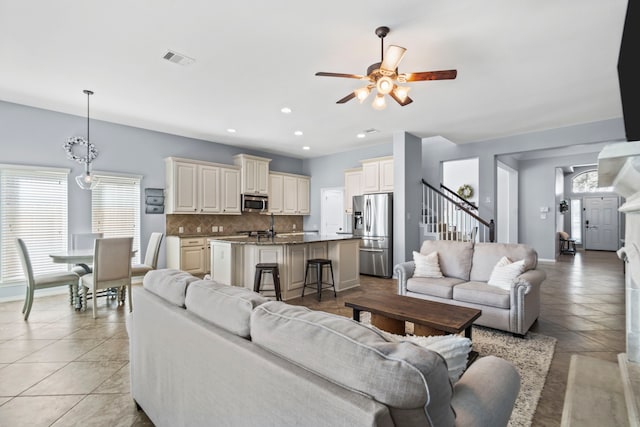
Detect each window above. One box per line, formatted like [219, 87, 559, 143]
[91, 173, 141, 264]
[571, 170, 613, 193]
[570, 199, 582, 244]
[1, 165, 69, 284]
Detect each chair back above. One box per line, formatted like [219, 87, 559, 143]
[93, 237, 133, 284]
[15, 238, 35, 285]
[72, 233, 104, 250]
[143, 232, 164, 268]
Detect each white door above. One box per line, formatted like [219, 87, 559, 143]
[496, 161, 518, 243]
[321, 188, 345, 235]
[584, 196, 619, 251]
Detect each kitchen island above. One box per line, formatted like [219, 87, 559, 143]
[208, 233, 360, 301]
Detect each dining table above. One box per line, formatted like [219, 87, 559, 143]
[49, 249, 137, 308]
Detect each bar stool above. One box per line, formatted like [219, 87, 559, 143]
[253, 263, 282, 301]
[302, 259, 336, 302]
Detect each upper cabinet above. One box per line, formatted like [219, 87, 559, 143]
[271, 172, 310, 215]
[361, 156, 393, 193]
[165, 157, 241, 215]
[233, 154, 271, 195]
[344, 168, 363, 213]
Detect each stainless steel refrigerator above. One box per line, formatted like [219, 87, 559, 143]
[353, 193, 393, 278]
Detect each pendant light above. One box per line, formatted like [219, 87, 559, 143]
[64, 90, 99, 190]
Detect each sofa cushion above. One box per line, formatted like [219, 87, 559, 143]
[469, 243, 538, 282]
[487, 256, 526, 290]
[413, 251, 443, 278]
[143, 268, 200, 307]
[185, 280, 269, 338]
[453, 281, 511, 309]
[407, 277, 466, 299]
[420, 240, 474, 281]
[251, 301, 455, 426]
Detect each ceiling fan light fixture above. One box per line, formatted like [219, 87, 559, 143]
[376, 76, 394, 95]
[354, 86, 371, 103]
[393, 85, 411, 102]
[372, 94, 387, 110]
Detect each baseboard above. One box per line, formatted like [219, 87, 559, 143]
[538, 258, 557, 263]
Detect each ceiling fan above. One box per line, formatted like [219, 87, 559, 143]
[315, 26, 457, 110]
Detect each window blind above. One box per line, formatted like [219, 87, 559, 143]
[1, 166, 69, 283]
[91, 173, 141, 263]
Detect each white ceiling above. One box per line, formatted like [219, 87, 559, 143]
[0, 1, 628, 159]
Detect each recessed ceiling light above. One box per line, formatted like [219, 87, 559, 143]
[281, 107, 292, 114]
[227, 128, 236, 133]
[302, 146, 310, 150]
[357, 133, 366, 138]
[294, 130, 303, 136]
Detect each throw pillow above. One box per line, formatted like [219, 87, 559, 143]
[413, 251, 444, 278]
[487, 256, 525, 290]
[365, 322, 471, 383]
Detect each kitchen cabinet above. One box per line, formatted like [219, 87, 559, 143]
[233, 154, 271, 195]
[166, 236, 207, 275]
[165, 157, 240, 215]
[268, 173, 284, 213]
[272, 172, 310, 215]
[344, 168, 363, 213]
[361, 156, 393, 193]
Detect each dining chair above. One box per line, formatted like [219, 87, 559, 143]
[70, 232, 103, 276]
[80, 237, 133, 319]
[131, 232, 163, 281]
[15, 238, 79, 321]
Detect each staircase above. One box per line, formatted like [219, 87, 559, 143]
[561, 353, 640, 426]
[420, 179, 495, 243]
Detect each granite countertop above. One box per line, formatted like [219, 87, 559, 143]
[208, 233, 357, 245]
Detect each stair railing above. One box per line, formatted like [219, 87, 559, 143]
[439, 183, 479, 211]
[421, 179, 495, 242]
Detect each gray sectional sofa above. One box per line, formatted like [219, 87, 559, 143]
[128, 268, 521, 427]
[394, 240, 546, 336]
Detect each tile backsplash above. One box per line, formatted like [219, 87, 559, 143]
[166, 213, 304, 236]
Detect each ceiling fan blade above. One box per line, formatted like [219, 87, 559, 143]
[380, 45, 407, 72]
[404, 70, 457, 82]
[336, 92, 356, 104]
[389, 91, 413, 106]
[316, 72, 365, 79]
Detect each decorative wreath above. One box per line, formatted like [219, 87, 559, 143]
[63, 136, 98, 164]
[457, 184, 473, 199]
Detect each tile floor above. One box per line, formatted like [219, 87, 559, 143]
[0, 249, 625, 426]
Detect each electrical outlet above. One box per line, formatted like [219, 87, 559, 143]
[292, 224, 296, 230]
[196, 226, 201, 233]
[178, 226, 184, 234]
[212, 226, 218, 233]
[219, 226, 224, 232]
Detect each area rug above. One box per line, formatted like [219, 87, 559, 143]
[358, 312, 556, 427]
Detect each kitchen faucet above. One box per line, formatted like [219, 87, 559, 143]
[269, 213, 275, 237]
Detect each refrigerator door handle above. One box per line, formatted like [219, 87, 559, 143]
[365, 198, 371, 232]
[359, 248, 384, 253]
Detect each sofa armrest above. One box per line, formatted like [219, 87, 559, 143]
[394, 261, 415, 295]
[513, 269, 546, 294]
[452, 355, 520, 427]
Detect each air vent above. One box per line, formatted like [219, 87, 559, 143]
[163, 50, 195, 66]
[365, 128, 379, 134]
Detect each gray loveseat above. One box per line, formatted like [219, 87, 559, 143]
[128, 268, 521, 427]
[394, 240, 545, 336]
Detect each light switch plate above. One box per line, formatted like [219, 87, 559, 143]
[178, 226, 184, 233]
[219, 226, 224, 232]
[212, 226, 218, 232]
[196, 226, 201, 233]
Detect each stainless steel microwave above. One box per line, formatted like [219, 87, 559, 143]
[242, 194, 268, 212]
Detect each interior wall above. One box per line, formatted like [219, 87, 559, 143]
[442, 157, 479, 207]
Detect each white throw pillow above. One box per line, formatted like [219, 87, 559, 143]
[487, 256, 525, 290]
[413, 251, 444, 278]
[368, 324, 471, 382]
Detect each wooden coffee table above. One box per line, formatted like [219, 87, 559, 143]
[345, 294, 482, 364]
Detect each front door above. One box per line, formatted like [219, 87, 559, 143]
[584, 196, 619, 251]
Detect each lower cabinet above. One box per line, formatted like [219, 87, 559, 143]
[166, 236, 207, 276]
